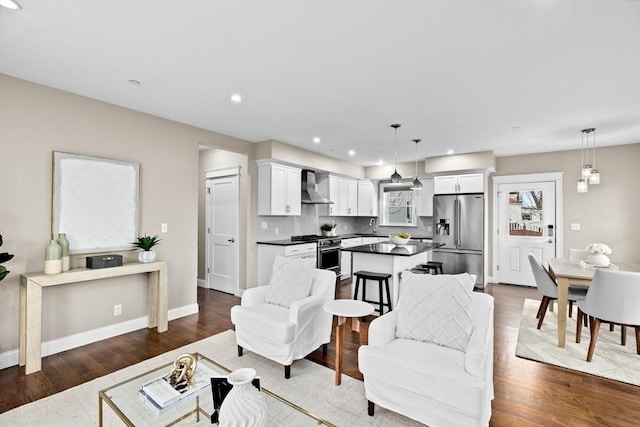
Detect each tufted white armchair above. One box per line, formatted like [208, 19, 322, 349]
[230, 267, 336, 378]
[358, 273, 494, 427]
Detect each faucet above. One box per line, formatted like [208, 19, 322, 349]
[369, 217, 377, 234]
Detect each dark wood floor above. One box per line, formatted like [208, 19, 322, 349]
[1, 281, 639, 426]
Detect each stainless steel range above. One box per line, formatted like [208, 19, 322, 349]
[291, 235, 342, 275]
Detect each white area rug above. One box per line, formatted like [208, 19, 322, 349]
[516, 298, 640, 386]
[0, 330, 421, 426]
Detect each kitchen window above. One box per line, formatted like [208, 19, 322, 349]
[380, 183, 416, 226]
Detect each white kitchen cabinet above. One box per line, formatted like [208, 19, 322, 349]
[416, 178, 434, 216]
[433, 173, 483, 194]
[357, 180, 378, 217]
[257, 242, 316, 286]
[257, 162, 301, 216]
[340, 237, 363, 279]
[319, 175, 358, 216]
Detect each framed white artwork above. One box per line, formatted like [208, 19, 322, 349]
[52, 152, 140, 254]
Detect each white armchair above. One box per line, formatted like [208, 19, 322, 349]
[358, 272, 494, 427]
[230, 266, 335, 378]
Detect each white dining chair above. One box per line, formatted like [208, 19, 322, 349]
[576, 269, 640, 362]
[528, 254, 588, 329]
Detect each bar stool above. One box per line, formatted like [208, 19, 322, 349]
[421, 261, 444, 275]
[353, 271, 393, 315]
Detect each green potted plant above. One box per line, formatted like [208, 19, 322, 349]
[320, 223, 337, 237]
[132, 234, 161, 263]
[0, 234, 15, 282]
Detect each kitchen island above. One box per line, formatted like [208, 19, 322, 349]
[341, 241, 442, 309]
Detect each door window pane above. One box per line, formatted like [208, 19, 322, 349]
[508, 190, 543, 236]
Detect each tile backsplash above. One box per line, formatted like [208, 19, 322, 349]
[257, 204, 433, 241]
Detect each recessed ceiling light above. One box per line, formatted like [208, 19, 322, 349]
[313, 137, 321, 144]
[377, 160, 384, 166]
[0, 0, 22, 10]
[348, 150, 355, 156]
[128, 79, 141, 86]
[230, 94, 242, 104]
[447, 149, 455, 155]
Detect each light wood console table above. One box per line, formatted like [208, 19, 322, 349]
[19, 261, 168, 375]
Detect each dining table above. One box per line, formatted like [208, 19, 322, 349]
[547, 257, 640, 348]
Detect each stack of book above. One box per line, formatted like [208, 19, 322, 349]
[138, 362, 216, 416]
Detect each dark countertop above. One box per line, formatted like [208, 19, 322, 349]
[256, 239, 313, 246]
[257, 233, 433, 246]
[341, 241, 442, 257]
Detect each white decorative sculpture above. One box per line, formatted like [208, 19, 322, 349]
[219, 368, 267, 427]
[585, 243, 612, 267]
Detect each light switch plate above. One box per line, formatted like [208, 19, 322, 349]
[161, 223, 168, 233]
[261, 222, 268, 229]
[570, 223, 580, 231]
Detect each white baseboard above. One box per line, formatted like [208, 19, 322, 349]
[197, 278, 207, 288]
[0, 303, 199, 371]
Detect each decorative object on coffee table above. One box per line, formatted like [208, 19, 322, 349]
[219, 368, 267, 427]
[166, 353, 198, 389]
[133, 234, 161, 263]
[44, 239, 62, 275]
[0, 234, 14, 282]
[56, 233, 70, 271]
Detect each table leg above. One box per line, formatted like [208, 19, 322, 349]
[335, 316, 346, 386]
[22, 279, 42, 374]
[98, 395, 103, 427]
[557, 277, 569, 348]
[19, 277, 27, 367]
[147, 264, 168, 332]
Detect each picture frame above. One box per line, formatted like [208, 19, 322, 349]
[52, 151, 140, 254]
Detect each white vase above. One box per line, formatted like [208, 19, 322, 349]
[219, 368, 267, 427]
[138, 250, 156, 263]
[587, 252, 610, 267]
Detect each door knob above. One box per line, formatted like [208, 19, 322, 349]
[228, 238, 235, 243]
[547, 239, 553, 243]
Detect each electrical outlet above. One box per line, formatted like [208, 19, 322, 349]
[113, 304, 122, 316]
[570, 223, 580, 231]
[261, 221, 268, 229]
[427, 225, 433, 233]
[161, 223, 168, 233]
[275, 228, 279, 235]
[344, 224, 348, 231]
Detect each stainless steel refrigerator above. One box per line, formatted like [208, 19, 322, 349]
[432, 194, 484, 287]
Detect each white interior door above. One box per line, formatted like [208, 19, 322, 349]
[206, 174, 239, 294]
[497, 181, 556, 286]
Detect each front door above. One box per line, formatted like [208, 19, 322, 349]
[497, 181, 556, 285]
[206, 174, 239, 294]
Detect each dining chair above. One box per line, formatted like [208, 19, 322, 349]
[528, 254, 588, 329]
[575, 269, 640, 362]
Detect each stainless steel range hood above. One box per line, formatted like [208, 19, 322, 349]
[301, 169, 333, 204]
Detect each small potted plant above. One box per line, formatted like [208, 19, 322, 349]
[0, 234, 14, 282]
[320, 223, 337, 237]
[132, 234, 161, 263]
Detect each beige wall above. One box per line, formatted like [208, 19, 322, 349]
[0, 74, 250, 357]
[492, 143, 640, 266]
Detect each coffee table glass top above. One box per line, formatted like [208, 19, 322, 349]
[98, 352, 335, 427]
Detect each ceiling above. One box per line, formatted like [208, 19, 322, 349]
[1, 1, 639, 166]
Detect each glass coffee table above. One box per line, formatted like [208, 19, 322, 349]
[98, 352, 335, 426]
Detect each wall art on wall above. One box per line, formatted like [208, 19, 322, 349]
[52, 152, 139, 254]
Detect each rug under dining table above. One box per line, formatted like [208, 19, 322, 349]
[516, 298, 640, 386]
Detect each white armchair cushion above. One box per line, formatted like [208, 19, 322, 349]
[395, 272, 475, 351]
[265, 255, 315, 307]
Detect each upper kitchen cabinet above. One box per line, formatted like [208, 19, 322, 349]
[257, 162, 301, 216]
[318, 175, 358, 216]
[357, 180, 378, 217]
[433, 173, 483, 194]
[416, 178, 434, 216]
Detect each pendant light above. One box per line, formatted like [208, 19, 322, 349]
[581, 128, 593, 179]
[577, 128, 590, 193]
[588, 128, 600, 184]
[411, 138, 423, 189]
[390, 124, 402, 183]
